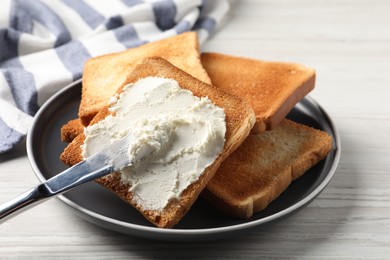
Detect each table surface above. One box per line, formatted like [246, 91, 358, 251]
[2, 0, 390, 259]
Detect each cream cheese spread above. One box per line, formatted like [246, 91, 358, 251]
[81, 77, 226, 211]
[82, 118, 174, 172]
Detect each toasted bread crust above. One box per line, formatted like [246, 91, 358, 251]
[201, 53, 316, 133]
[79, 32, 211, 126]
[204, 119, 333, 218]
[60, 119, 84, 143]
[60, 133, 84, 166]
[60, 57, 255, 228]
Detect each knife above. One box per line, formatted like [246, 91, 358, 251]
[0, 131, 162, 223]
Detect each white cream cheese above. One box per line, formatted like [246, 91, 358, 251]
[81, 77, 226, 211]
[82, 118, 174, 172]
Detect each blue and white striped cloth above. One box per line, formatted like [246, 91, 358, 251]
[0, 0, 229, 153]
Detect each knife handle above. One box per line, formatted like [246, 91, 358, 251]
[0, 186, 47, 224]
[0, 161, 114, 224]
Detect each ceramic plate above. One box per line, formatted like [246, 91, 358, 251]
[26, 80, 340, 241]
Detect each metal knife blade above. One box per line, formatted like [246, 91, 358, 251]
[0, 133, 145, 223]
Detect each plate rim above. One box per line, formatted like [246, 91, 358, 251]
[26, 79, 341, 240]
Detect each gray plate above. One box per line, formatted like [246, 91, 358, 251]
[26, 79, 340, 241]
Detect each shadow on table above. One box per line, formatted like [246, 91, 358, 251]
[80, 205, 354, 258]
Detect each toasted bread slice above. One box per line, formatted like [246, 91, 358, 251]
[203, 119, 332, 218]
[79, 32, 211, 126]
[201, 53, 316, 133]
[61, 52, 316, 142]
[60, 57, 256, 228]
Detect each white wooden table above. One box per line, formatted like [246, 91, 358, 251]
[1, 0, 390, 258]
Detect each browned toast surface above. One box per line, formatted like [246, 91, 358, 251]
[61, 52, 316, 142]
[201, 53, 316, 133]
[203, 119, 332, 218]
[61, 57, 256, 228]
[79, 32, 211, 126]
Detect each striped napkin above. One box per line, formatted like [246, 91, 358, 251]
[0, 0, 229, 153]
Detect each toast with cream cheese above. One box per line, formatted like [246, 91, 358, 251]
[60, 57, 256, 228]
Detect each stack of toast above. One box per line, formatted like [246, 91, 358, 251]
[59, 32, 332, 228]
